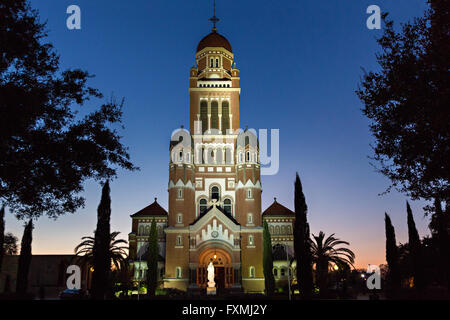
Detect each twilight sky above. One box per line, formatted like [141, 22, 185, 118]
[4, 0, 431, 268]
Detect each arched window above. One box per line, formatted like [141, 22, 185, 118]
[145, 225, 150, 236]
[210, 58, 214, 68]
[176, 267, 182, 279]
[176, 235, 182, 246]
[247, 189, 252, 199]
[275, 226, 280, 235]
[281, 226, 286, 234]
[225, 148, 232, 164]
[215, 58, 219, 68]
[178, 188, 183, 199]
[287, 226, 292, 234]
[211, 186, 220, 201]
[249, 266, 255, 278]
[139, 225, 144, 235]
[239, 153, 243, 163]
[247, 213, 253, 224]
[222, 101, 230, 134]
[273, 268, 278, 277]
[211, 100, 219, 130]
[179, 151, 183, 161]
[249, 235, 254, 246]
[201, 146, 206, 164]
[186, 152, 190, 163]
[199, 199, 208, 215]
[223, 198, 232, 215]
[200, 101, 208, 133]
[209, 149, 214, 164]
[269, 225, 274, 235]
[216, 149, 223, 164]
[177, 214, 183, 224]
[281, 268, 285, 276]
[246, 151, 250, 162]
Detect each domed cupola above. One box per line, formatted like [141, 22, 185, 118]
[196, 30, 232, 53]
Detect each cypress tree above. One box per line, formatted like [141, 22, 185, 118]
[384, 213, 400, 297]
[293, 173, 313, 298]
[263, 220, 275, 296]
[406, 201, 425, 292]
[16, 219, 33, 297]
[146, 218, 158, 296]
[0, 206, 5, 272]
[91, 181, 111, 299]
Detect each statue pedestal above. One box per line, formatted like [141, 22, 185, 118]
[207, 287, 217, 295]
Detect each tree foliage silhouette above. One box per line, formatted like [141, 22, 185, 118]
[146, 218, 158, 296]
[293, 173, 313, 298]
[263, 220, 275, 296]
[310, 231, 355, 296]
[16, 219, 32, 296]
[0, 206, 4, 271]
[90, 181, 112, 299]
[3, 233, 18, 256]
[431, 199, 450, 290]
[74, 231, 127, 271]
[357, 1, 450, 203]
[407, 202, 425, 292]
[0, 0, 137, 220]
[385, 212, 401, 296]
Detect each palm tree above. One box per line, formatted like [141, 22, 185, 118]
[74, 231, 128, 271]
[310, 231, 355, 295]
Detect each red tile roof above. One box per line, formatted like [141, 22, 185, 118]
[131, 198, 167, 217]
[262, 198, 295, 216]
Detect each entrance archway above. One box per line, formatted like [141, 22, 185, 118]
[197, 248, 234, 289]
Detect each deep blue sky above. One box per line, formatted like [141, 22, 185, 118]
[5, 0, 431, 267]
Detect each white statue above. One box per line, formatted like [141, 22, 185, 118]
[207, 261, 215, 288]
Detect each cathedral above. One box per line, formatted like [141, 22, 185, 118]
[128, 17, 295, 294]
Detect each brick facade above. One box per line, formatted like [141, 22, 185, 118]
[128, 28, 295, 294]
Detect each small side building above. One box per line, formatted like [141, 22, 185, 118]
[262, 198, 297, 290]
[128, 198, 168, 288]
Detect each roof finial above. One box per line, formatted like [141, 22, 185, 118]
[274, 197, 277, 202]
[209, 0, 220, 32]
[154, 197, 157, 202]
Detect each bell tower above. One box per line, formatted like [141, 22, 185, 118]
[188, 24, 240, 135]
[165, 4, 264, 293]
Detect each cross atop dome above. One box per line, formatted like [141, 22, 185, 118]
[209, 0, 220, 32]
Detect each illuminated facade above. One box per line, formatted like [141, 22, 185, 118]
[128, 23, 295, 294]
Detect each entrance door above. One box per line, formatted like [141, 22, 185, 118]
[215, 267, 225, 292]
[197, 248, 234, 289]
